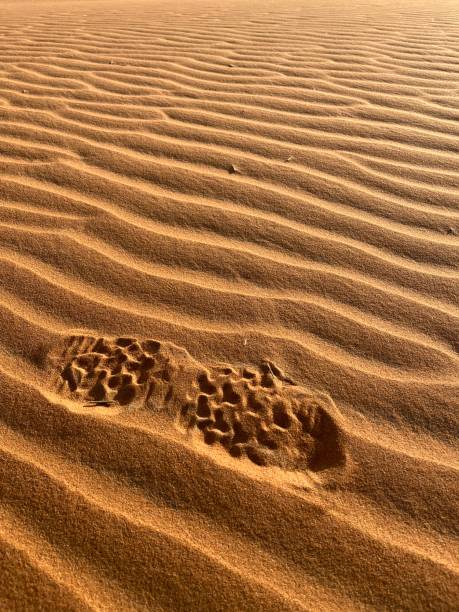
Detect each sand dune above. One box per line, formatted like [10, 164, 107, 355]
[0, 0, 458, 609]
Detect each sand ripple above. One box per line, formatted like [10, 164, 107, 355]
[0, 0, 458, 609]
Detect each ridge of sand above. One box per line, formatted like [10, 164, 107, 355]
[0, 0, 458, 610]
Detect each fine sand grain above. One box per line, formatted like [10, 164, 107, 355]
[0, 0, 458, 610]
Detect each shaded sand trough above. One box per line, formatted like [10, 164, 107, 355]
[0, 0, 458, 610]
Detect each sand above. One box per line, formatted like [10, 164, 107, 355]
[0, 0, 458, 609]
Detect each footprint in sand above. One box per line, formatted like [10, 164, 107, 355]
[50, 334, 347, 473]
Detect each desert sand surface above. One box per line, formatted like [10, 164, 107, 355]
[0, 0, 458, 609]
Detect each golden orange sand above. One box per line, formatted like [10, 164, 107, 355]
[0, 0, 458, 609]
